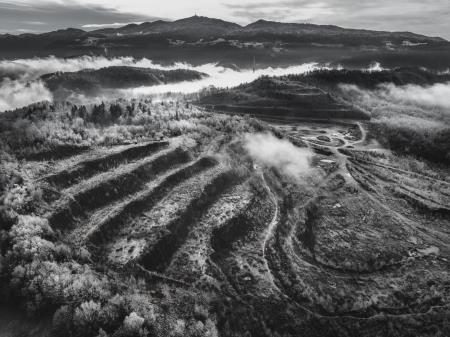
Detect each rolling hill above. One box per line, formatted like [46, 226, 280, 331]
[197, 67, 450, 121]
[197, 74, 369, 121]
[41, 66, 207, 99]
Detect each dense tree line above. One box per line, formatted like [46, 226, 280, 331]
[370, 123, 450, 164]
[42, 66, 206, 95]
[288, 67, 450, 89]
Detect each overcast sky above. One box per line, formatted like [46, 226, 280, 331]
[0, 0, 448, 39]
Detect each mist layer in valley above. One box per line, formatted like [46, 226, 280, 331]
[0, 56, 329, 111]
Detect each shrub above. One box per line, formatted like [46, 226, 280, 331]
[52, 305, 75, 337]
[123, 312, 145, 334]
[74, 301, 103, 335]
[3, 184, 43, 214]
[8, 215, 55, 261]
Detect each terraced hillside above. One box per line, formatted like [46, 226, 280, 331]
[1, 103, 449, 337]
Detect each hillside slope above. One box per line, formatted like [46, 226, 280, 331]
[197, 67, 450, 121]
[197, 75, 369, 121]
[1, 99, 449, 337]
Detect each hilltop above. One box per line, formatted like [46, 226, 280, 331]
[198, 75, 369, 121]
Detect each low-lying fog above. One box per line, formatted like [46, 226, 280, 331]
[340, 82, 450, 110]
[340, 82, 450, 127]
[244, 133, 312, 181]
[0, 56, 324, 111]
[1, 56, 449, 117]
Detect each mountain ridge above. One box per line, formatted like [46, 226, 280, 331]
[0, 16, 446, 42]
[1, 15, 449, 69]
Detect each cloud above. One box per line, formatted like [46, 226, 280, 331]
[0, 55, 327, 111]
[119, 62, 325, 97]
[339, 82, 450, 127]
[0, 1, 162, 33]
[340, 82, 450, 110]
[243, 132, 312, 181]
[0, 54, 407, 112]
[0, 54, 423, 112]
[0, 55, 154, 81]
[24, 21, 46, 25]
[53, 58, 327, 103]
[0, 55, 147, 108]
[81, 22, 144, 28]
[378, 82, 450, 109]
[0, 79, 52, 111]
[225, 1, 334, 23]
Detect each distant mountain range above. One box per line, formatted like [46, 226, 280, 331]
[2, 16, 446, 43]
[96, 16, 446, 43]
[0, 16, 449, 69]
[92, 16, 242, 38]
